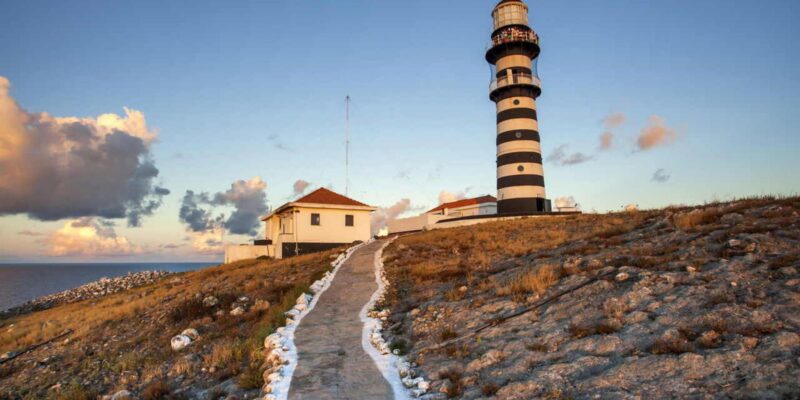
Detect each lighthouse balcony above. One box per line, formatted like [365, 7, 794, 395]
[490, 72, 541, 93]
[485, 34, 540, 64]
[489, 28, 539, 48]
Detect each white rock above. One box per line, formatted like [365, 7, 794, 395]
[296, 293, 311, 305]
[615, 272, 630, 282]
[294, 303, 307, 312]
[418, 381, 430, 391]
[202, 296, 218, 307]
[171, 334, 192, 351]
[264, 334, 282, 349]
[267, 372, 282, 382]
[230, 306, 245, 316]
[181, 328, 199, 340]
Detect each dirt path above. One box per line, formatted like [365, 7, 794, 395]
[288, 240, 393, 400]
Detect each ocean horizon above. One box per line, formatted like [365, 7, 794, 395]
[0, 262, 218, 311]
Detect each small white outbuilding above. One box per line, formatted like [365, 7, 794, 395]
[224, 188, 376, 262]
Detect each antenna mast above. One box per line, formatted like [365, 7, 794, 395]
[345, 95, 351, 196]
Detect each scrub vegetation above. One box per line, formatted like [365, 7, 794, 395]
[381, 195, 800, 399]
[0, 248, 345, 399]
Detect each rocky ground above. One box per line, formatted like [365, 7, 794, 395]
[380, 197, 800, 399]
[0, 248, 346, 400]
[1, 271, 171, 318]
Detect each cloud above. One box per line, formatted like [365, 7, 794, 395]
[293, 179, 311, 197]
[547, 145, 593, 166]
[179, 191, 221, 232]
[189, 227, 224, 255]
[652, 168, 671, 183]
[554, 196, 578, 209]
[438, 190, 466, 205]
[371, 198, 415, 234]
[599, 131, 614, 150]
[0, 76, 168, 226]
[603, 113, 626, 129]
[179, 177, 268, 237]
[637, 116, 677, 150]
[215, 177, 268, 236]
[47, 217, 140, 256]
[596, 112, 625, 150]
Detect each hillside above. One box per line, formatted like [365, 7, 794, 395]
[0, 249, 345, 399]
[380, 197, 800, 399]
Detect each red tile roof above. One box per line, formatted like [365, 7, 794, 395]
[295, 187, 370, 207]
[427, 195, 497, 214]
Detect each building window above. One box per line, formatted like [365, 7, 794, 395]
[515, 131, 522, 139]
[311, 213, 320, 226]
[517, 165, 524, 172]
[345, 214, 354, 226]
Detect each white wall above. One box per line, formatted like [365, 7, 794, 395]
[264, 206, 372, 259]
[388, 214, 447, 234]
[224, 244, 273, 263]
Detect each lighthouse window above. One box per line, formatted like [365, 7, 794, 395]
[517, 165, 525, 172]
[515, 131, 522, 138]
[513, 99, 520, 105]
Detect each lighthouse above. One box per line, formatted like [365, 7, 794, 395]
[486, 0, 551, 213]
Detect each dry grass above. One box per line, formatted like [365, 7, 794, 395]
[0, 247, 345, 398]
[481, 381, 500, 396]
[496, 264, 559, 301]
[439, 369, 464, 398]
[141, 380, 171, 400]
[438, 327, 458, 342]
[55, 381, 97, 400]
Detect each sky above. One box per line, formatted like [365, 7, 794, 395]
[1, 0, 799, 262]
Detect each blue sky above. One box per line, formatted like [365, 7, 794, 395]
[1, 0, 799, 261]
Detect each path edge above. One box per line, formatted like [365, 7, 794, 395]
[360, 237, 428, 399]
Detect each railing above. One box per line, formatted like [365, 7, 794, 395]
[488, 30, 539, 49]
[490, 72, 541, 92]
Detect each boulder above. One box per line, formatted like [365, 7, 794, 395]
[181, 328, 199, 340]
[202, 296, 219, 307]
[171, 334, 192, 351]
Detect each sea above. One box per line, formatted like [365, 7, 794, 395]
[0, 262, 217, 312]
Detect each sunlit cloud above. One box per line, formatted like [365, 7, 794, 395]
[0, 76, 168, 226]
[292, 179, 311, 197]
[371, 198, 418, 234]
[47, 218, 140, 256]
[438, 190, 466, 205]
[189, 227, 224, 255]
[637, 116, 677, 150]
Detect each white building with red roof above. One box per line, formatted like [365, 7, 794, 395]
[224, 188, 376, 262]
[388, 195, 497, 234]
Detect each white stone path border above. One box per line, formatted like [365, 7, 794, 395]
[360, 237, 429, 399]
[262, 241, 367, 400]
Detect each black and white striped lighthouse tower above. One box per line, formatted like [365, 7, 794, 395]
[486, 0, 551, 213]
